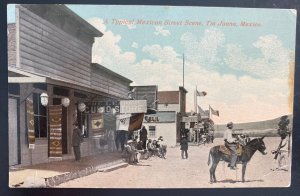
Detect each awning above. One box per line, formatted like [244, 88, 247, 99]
[8, 67, 122, 99]
[8, 67, 47, 83]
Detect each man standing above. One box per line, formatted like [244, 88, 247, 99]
[72, 121, 83, 161]
[180, 135, 188, 159]
[273, 133, 290, 171]
[139, 126, 148, 149]
[223, 122, 237, 170]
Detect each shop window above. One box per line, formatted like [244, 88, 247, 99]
[33, 83, 47, 91]
[77, 110, 89, 138]
[149, 126, 156, 138]
[53, 87, 69, 97]
[33, 93, 48, 138]
[8, 84, 20, 95]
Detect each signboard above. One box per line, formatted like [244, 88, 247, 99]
[120, 100, 147, 113]
[26, 99, 35, 149]
[85, 101, 120, 114]
[182, 116, 199, 123]
[48, 105, 62, 158]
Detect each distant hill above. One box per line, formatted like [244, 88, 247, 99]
[214, 114, 293, 137]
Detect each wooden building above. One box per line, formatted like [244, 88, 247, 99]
[157, 87, 188, 142]
[143, 111, 177, 147]
[8, 4, 132, 166]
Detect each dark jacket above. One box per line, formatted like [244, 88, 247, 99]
[180, 137, 188, 150]
[140, 127, 148, 141]
[72, 127, 82, 146]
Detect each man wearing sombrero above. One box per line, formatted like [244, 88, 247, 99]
[223, 122, 237, 170]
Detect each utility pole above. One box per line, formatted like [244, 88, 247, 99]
[183, 53, 185, 88]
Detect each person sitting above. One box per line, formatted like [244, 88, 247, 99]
[147, 139, 158, 157]
[245, 135, 251, 144]
[237, 134, 247, 146]
[124, 140, 138, 164]
[223, 122, 237, 170]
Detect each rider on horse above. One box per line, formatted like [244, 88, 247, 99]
[223, 122, 237, 170]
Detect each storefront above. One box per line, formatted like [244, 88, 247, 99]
[7, 4, 132, 166]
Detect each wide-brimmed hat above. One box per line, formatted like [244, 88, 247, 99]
[226, 122, 233, 128]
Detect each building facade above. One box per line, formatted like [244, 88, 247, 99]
[8, 4, 132, 166]
[143, 111, 177, 147]
[157, 87, 188, 142]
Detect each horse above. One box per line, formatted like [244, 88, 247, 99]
[207, 136, 267, 183]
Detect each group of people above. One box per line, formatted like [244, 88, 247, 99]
[123, 126, 167, 164]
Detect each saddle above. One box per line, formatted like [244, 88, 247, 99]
[219, 143, 243, 156]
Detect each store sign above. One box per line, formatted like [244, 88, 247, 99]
[120, 100, 147, 113]
[182, 116, 199, 122]
[85, 101, 120, 113]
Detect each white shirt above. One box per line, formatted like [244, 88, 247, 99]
[223, 128, 235, 143]
[280, 137, 289, 152]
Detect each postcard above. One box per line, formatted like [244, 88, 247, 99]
[7, 4, 296, 188]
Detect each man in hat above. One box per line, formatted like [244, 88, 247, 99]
[180, 135, 188, 159]
[223, 122, 237, 170]
[139, 126, 148, 149]
[157, 136, 167, 159]
[72, 121, 83, 161]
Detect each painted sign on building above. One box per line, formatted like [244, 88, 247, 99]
[120, 100, 147, 113]
[182, 116, 199, 123]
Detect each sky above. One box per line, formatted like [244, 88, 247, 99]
[7, 5, 297, 124]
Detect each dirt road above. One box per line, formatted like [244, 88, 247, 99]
[58, 137, 290, 188]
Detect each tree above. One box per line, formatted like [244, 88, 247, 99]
[277, 115, 290, 137]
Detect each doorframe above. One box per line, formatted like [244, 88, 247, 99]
[52, 97, 68, 154]
[8, 95, 21, 165]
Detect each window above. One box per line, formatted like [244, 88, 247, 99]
[149, 126, 156, 138]
[33, 93, 48, 138]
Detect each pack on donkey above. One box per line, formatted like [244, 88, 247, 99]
[207, 122, 267, 183]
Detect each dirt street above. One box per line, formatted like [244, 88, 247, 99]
[58, 137, 291, 188]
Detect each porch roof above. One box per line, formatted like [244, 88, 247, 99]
[8, 67, 124, 99]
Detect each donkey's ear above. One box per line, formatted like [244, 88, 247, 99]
[261, 136, 265, 140]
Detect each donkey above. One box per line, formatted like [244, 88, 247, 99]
[207, 136, 267, 183]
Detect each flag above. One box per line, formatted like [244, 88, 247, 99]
[197, 105, 205, 115]
[196, 90, 207, 96]
[209, 105, 219, 116]
[116, 114, 131, 131]
[128, 113, 145, 131]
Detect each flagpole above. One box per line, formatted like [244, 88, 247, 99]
[183, 53, 185, 88]
[195, 86, 198, 114]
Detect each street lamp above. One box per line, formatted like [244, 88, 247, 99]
[61, 97, 70, 107]
[78, 102, 86, 112]
[40, 93, 49, 106]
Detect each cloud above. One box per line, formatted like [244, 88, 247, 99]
[181, 29, 225, 69]
[183, 66, 290, 123]
[87, 17, 292, 124]
[131, 42, 139, 48]
[142, 44, 180, 65]
[154, 26, 171, 36]
[88, 18, 136, 74]
[224, 35, 292, 78]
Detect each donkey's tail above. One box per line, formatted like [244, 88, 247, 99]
[207, 149, 212, 166]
